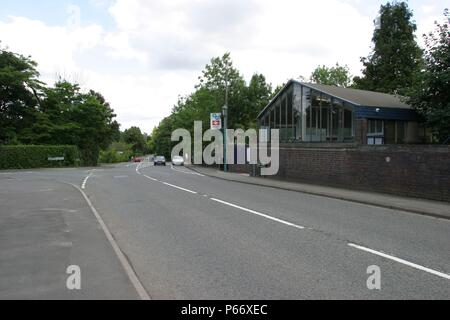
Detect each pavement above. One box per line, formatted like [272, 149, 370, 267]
[187, 165, 450, 220]
[0, 169, 139, 300]
[0, 162, 449, 299]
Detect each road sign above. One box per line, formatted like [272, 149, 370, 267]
[210, 113, 222, 130]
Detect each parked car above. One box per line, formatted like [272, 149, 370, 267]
[172, 156, 184, 166]
[154, 156, 166, 166]
[132, 157, 143, 163]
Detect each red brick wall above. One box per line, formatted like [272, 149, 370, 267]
[271, 144, 450, 202]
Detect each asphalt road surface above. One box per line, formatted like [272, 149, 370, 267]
[0, 162, 449, 299]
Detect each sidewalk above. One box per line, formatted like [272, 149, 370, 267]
[188, 165, 450, 220]
[0, 177, 139, 300]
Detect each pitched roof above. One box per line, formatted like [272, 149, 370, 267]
[301, 82, 412, 109]
[258, 80, 412, 119]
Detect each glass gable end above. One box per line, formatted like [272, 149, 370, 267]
[258, 82, 356, 143]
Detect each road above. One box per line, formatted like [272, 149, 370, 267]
[0, 162, 449, 299]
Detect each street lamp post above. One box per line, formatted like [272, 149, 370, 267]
[222, 104, 228, 173]
[223, 70, 229, 173]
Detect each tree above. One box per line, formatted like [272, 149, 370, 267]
[123, 126, 146, 154]
[33, 81, 118, 165]
[150, 53, 274, 157]
[72, 89, 118, 165]
[197, 53, 247, 129]
[310, 63, 352, 87]
[244, 74, 272, 127]
[150, 117, 174, 158]
[0, 46, 44, 144]
[408, 9, 450, 143]
[353, 1, 423, 95]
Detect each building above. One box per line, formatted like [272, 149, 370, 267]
[257, 80, 423, 145]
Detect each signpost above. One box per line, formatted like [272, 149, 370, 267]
[48, 157, 65, 161]
[210, 113, 222, 130]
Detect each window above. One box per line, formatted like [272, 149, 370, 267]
[385, 120, 407, 144]
[396, 121, 406, 144]
[343, 102, 354, 141]
[275, 101, 281, 129]
[303, 87, 312, 142]
[270, 107, 275, 129]
[310, 90, 321, 142]
[368, 119, 384, 135]
[332, 99, 344, 142]
[320, 95, 331, 142]
[287, 90, 295, 141]
[280, 96, 287, 141]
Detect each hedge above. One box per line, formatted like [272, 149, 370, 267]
[0, 145, 81, 169]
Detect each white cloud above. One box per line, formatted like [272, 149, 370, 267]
[2, 0, 443, 133]
[0, 16, 103, 75]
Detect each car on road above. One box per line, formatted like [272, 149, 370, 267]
[154, 156, 166, 166]
[171, 156, 184, 166]
[132, 157, 143, 163]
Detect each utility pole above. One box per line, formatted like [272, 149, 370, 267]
[222, 69, 229, 173]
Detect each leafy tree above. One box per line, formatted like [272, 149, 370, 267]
[270, 83, 286, 100]
[353, 1, 423, 95]
[34, 81, 118, 165]
[150, 117, 174, 158]
[99, 141, 133, 164]
[123, 126, 146, 154]
[244, 74, 272, 127]
[0, 45, 120, 165]
[150, 53, 274, 157]
[0, 46, 44, 144]
[197, 53, 247, 129]
[310, 63, 352, 87]
[408, 9, 450, 143]
[72, 89, 118, 165]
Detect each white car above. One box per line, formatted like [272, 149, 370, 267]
[171, 156, 185, 166]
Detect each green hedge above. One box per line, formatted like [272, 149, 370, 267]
[0, 145, 81, 169]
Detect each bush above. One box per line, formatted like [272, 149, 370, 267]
[98, 141, 135, 164]
[0, 145, 81, 169]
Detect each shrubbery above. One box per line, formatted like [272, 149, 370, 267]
[98, 142, 133, 164]
[0, 145, 81, 169]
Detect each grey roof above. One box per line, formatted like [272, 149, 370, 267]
[301, 82, 411, 108]
[258, 80, 412, 118]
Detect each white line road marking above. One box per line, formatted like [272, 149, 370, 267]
[141, 173, 196, 193]
[162, 182, 198, 194]
[210, 198, 305, 230]
[171, 165, 205, 177]
[136, 161, 154, 174]
[68, 183, 151, 300]
[136, 162, 142, 174]
[348, 243, 450, 280]
[81, 173, 92, 190]
[144, 175, 159, 182]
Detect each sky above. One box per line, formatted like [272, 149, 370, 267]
[0, 0, 446, 133]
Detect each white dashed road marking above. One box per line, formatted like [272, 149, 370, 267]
[81, 173, 92, 190]
[210, 198, 305, 230]
[171, 165, 205, 177]
[162, 182, 198, 194]
[144, 175, 159, 182]
[348, 243, 450, 280]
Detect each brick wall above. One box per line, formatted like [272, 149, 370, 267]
[268, 144, 450, 202]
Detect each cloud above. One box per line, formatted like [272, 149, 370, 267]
[105, 0, 374, 79]
[1, 0, 444, 133]
[0, 15, 103, 76]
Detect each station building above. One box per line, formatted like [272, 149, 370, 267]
[257, 80, 424, 145]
